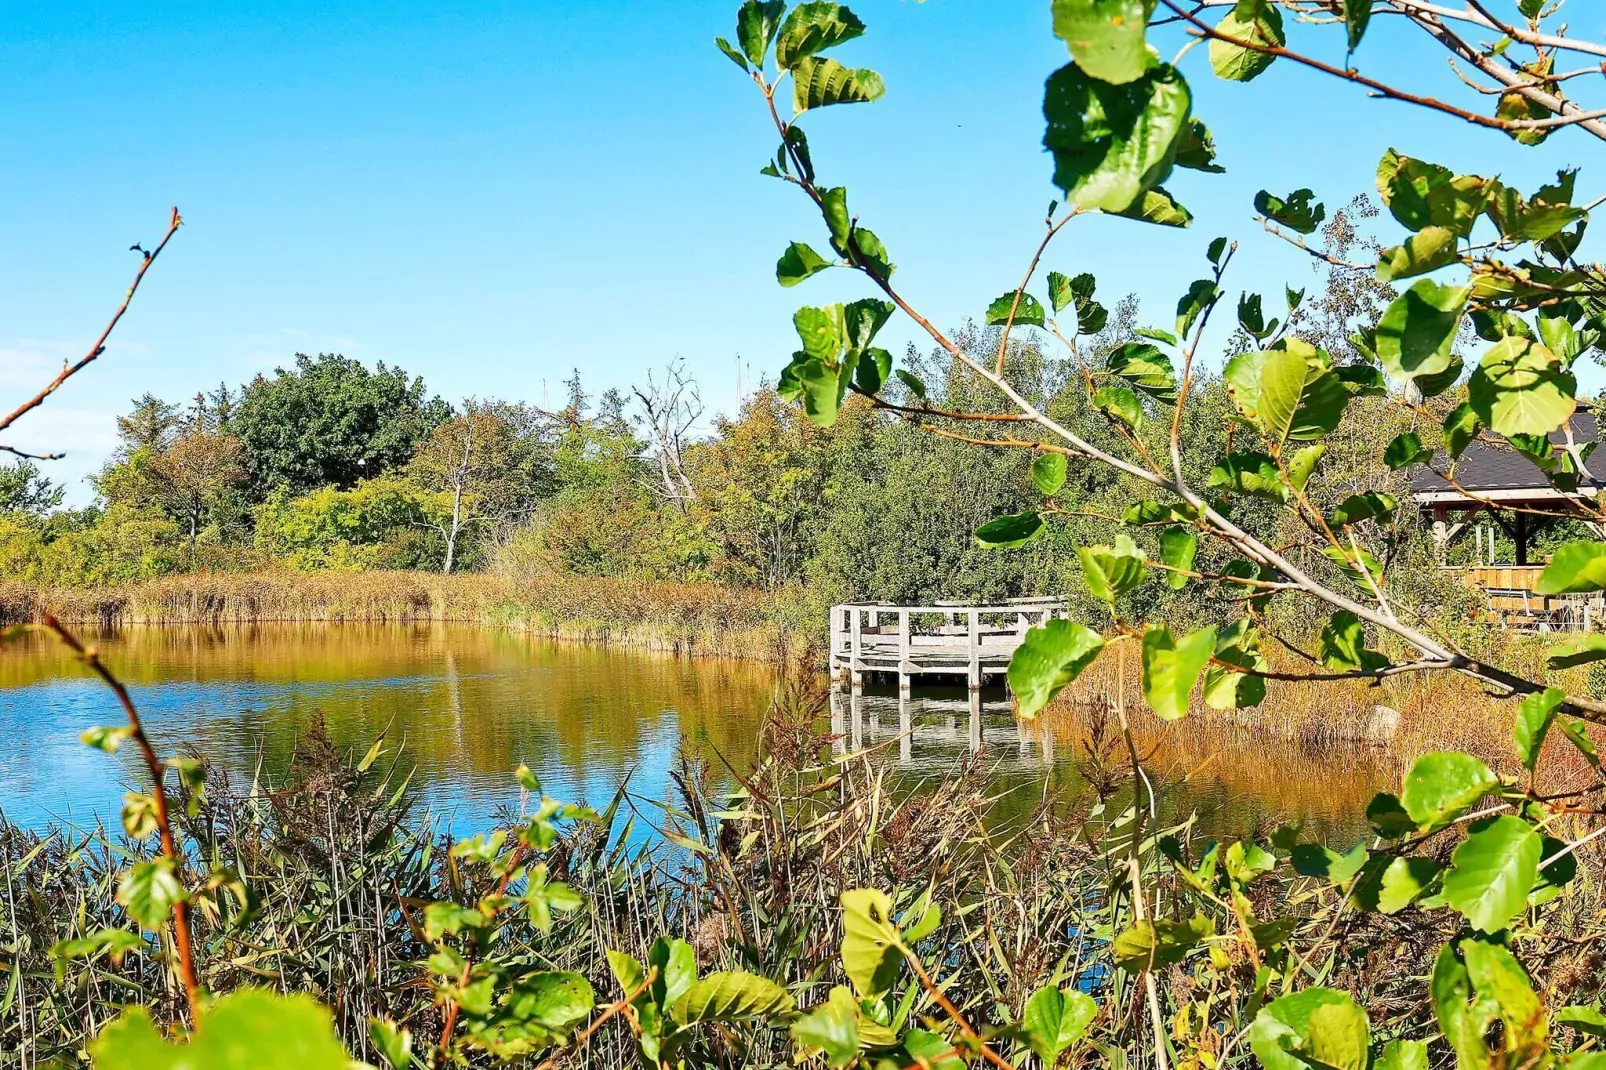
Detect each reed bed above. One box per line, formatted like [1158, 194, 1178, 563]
[0, 571, 788, 660]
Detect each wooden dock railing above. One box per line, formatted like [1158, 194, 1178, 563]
[828, 598, 1065, 692]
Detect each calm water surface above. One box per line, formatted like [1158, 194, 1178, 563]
[0, 624, 1387, 839]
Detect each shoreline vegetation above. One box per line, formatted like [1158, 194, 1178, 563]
[5, 571, 1600, 777]
[0, 571, 799, 661]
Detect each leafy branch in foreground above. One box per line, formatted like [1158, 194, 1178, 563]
[731, 0, 1606, 1067]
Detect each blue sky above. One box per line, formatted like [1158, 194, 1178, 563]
[1, 1, 1600, 500]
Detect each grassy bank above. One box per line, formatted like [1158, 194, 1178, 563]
[0, 571, 809, 661]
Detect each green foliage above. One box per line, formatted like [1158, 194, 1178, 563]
[1043, 61, 1192, 214]
[1051, 0, 1157, 85]
[1209, 4, 1284, 82]
[92, 990, 348, 1069]
[1008, 619, 1105, 717]
[1140, 624, 1215, 720]
[231, 352, 450, 498]
[1254, 189, 1324, 234]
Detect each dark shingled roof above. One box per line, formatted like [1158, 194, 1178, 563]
[1410, 410, 1603, 496]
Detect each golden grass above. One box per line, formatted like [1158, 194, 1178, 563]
[0, 571, 789, 660]
[1043, 637, 1602, 784]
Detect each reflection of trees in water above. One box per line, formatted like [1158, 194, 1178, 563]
[2, 623, 777, 802]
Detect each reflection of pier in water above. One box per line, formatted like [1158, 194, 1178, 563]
[827, 685, 1057, 766]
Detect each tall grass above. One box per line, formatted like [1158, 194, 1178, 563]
[0, 571, 798, 660]
[4, 693, 1603, 1067]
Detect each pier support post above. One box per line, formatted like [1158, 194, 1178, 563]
[849, 607, 864, 694]
[897, 609, 911, 696]
[966, 609, 980, 691]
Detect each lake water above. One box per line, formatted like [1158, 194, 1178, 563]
[0, 623, 1391, 839]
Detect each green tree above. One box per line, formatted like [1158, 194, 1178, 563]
[231, 353, 449, 497]
[0, 459, 64, 515]
[407, 401, 552, 573]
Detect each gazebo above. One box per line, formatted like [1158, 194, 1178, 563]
[1409, 407, 1605, 624]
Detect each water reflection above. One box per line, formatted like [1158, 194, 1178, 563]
[0, 624, 1386, 841]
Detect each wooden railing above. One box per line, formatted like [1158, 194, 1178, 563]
[828, 598, 1065, 690]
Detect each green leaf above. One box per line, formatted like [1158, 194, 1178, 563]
[1141, 624, 1215, 720]
[775, 2, 866, 69]
[1468, 337, 1575, 437]
[1255, 344, 1346, 445]
[1290, 840, 1369, 885]
[820, 186, 851, 248]
[1094, 385, 1143, 429]
[777, 242, 832, 287]
[1206, 451, 1288, 503]
[1561, 719, 1601, 770]
[1210, 5, 1285, 82]
[1432, 944, 1497, 1070]
[1443, 816, 1543, 933]
[716, 37, 750, 71]
[840, 889, 904, 998]
[91, 989, 348, 1070]
[901, 1029, 966, 1070]
[1009, 620, 1105, 719]
[503, 971, 596, 1038]
[675, 971, 794, 1023]
[1032, 452, 1068, 495]
[1175, 279, 1217, 340]
[1462, 939, 1549, 1060]
[975, 511, 1045, 549]
[1329, 491, 1397, 527]
[1158, 526, 1196, 589]
[1286, 443, 1325, 491]
[1319, 611, 1387, 673]
[645, 936, 698, 1014]
[1250, 988, 1370, 1070]
[368, 1019, 412, 1070]
[81, 725, 131, 753]
[791, 987, 861, 1068]
[117, 858, 185, 931]
[1546, 634, 1606, 669]
[793, 57, 885, 112]
[1385, 431, 1430, 469]
[1051, 0, 1157, 85]
[854, 347, 892, 394]
[1078, 533, 1148, 603]
[1113, 914, 1212, 972]
[1537, 541, 1606, 594]
[1443, 401, 1481, 459]
[1376, 226, 1458, 282]
[1354, 855, 1441, 913]
[1254, 189, 1324, 234]
[1366, 793, 1415, 839]
[736, 0, 786, 66]
[1400, 751, 1498, 829]
[844, 226, 893, 279]
[1515, 687, 1563, 771]
[895, 369, 926, 399]
[1376, 280, 1469, 381]
[1106, 342, 1178, 402]
[1558, 1005, 1606, 1039]
[1046, 271, 1075, 314]
[1336, 364, 1387, 397]
[1043, 61, 1192, 214]
[986, 291, 1047, 329]
[1204, 618, 1267, 710]
[1116, 186, 1193, 227]
[1377, 150, 1494, 238]
[1177, 121, 1224, 173]
[1342, 0, 1371, 49]
[1022, 986, 1099, 1066]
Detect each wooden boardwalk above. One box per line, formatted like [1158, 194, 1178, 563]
[828, 598, 1065, 692]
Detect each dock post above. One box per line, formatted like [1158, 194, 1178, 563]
[829, 605, 843, 691]
[898, 690, 912, 764]
[849, 689, 864, 750]
[850, 607, 864, 694]
[966, 608, 980, 691]
[828, 690, 845, 755]
[968, 690, 982, 752]
[897, 609, 911, 696]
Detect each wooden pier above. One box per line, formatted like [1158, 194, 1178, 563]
[828, 598, 1066, 693]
